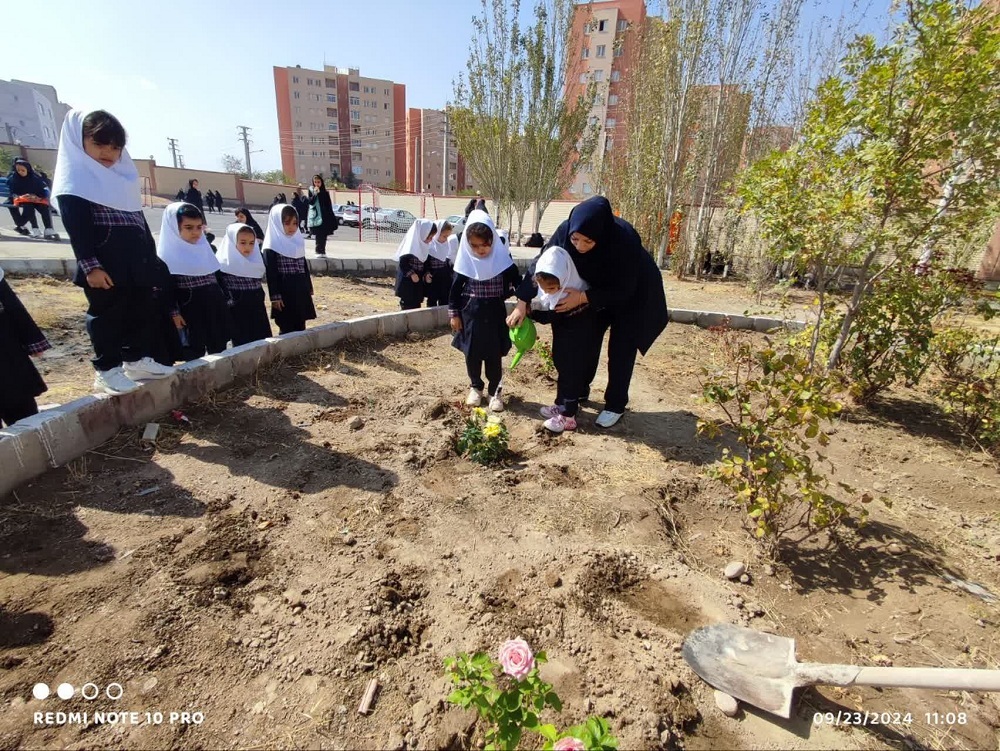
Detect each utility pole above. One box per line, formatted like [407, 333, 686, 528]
[3, 122, 13, 144]
[237, 125, 253, 176]
[442, 113, 448, 196]
[167, 137, 180, 168]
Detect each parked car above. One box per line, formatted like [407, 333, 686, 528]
[373, 208, 417, 232]
[0, 176, 9, 201]
[341, 205, 376, 227]
[331, 203, 348, 221]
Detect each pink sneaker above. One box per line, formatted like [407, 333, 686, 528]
[539, 404, 564, 419]
[543, 414, 577, 434]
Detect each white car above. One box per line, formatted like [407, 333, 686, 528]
[342, 205, 376, 227]
[373, 208, 417, 232]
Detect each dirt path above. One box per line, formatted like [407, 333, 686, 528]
[2, 322, 998, 750]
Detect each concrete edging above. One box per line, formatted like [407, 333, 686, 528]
[0, 306, 802, 497]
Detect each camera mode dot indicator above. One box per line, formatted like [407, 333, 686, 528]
[32, 683, 50, 700]
[56, 683, 75, 700]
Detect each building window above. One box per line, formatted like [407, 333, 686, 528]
[386, 169, 391, 177]
[614, 46, 624, 57]
[384, 103, 389, 110]
[596, 45, 606, 57]
[594, 69, 605, 81]
[349, 81, 359, 91]
[352, 138, 362, 147]
[295, 120, 302, 128]
[583, 182, 593, 194]
[598, 19, 607, 32]
[297, 149, 304, 156]
[606, 118, 616, 128]
[351, 110, 359, 121]
[350, 95, 360, 105]
[608, 94, 619, 105]
[329, 136, 338, 144]
[293, 91, 300, 99]
[327, 93, 336, 102]
[384, 88, 390, 96]
[582, 47, 589, 59]
[307, 78, 313, 85]
[352, 166, 363, 175]
[579, 73, 588, 84]
[329, 123, 338, 130]
[588, 116, 599, 125]
[611, 70, 621, 82]
[326, 78, 336, 88]
[327, 108, 337, 118]
[617, 19, 628, 31]
[292, 76, 299, 83]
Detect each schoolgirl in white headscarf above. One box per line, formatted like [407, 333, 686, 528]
[532, 246, 589, 310]
[51, 109, 175, 394]
[449, 210, 521, 412]
[216, 223, 272, 346]
[425, 219, 456, 307]
[394, 218, 437, 310]
[157, 202, 229, 359]
[261, 204, 315, 334]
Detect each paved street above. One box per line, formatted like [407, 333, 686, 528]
[0, 205, 538, 261]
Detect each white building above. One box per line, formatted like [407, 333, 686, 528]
[0, 79, 72, 149]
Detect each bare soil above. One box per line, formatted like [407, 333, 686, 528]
[2, 295, 999, 751]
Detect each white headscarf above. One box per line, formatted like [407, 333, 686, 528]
[216, 223, 265, 279]
[454, 210, 513, 281]
[429, 223, 453, 262]
[446, 235, 459, 263]
[157, 202, 221, 276]
[52, 110, 142, 212]
[498, 228, 509, 245]
[263, 204, 306, 259]
[533, 246, 589, 310]
[395, 218, 435, 262]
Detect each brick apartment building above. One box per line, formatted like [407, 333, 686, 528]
[405, 108, 475, 195]
[564, 0, 647, 198]
[273, 64, 406, 188]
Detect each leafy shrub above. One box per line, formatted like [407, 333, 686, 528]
[698, 329, 864, 558]
[932, 329, 1000, 453]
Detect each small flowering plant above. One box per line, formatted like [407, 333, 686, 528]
[456, 407, 510, 465]
[444, 639, 618, 751]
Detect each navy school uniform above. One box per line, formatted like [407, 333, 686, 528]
[395, 254, 426, 310]
[167, 272, 230, 360]
[449, 264, 521, 396]
[531, 304, 599, 418]
[0, 277, 51, 426]
[425, 255, 453, 307]
[220, 272, 272, 346]
[263, 250, 316, 334]
[59, 195, 160, 372]
[148, 257, 183, 367]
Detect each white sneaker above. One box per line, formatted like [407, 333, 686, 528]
[43, 228, 60, 239]
[124, 357, 175, 380]
[595, 410, 623, 428]
[466, 387, 483, 407]
[94, 367, 140, 395]
[29, 227, 43, 238]
[489, 394, 504, 413]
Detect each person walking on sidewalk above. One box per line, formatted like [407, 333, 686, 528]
[52, 109, 176, 395]
[307, 174, 336, 257]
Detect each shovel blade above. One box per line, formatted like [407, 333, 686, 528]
[682, 624, 799, 718]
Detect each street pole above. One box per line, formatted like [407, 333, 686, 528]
[3, 122, 13, 144]
[237, 125, 253, 176]
[167, 137, 180, 168]
[442, 113, 448, 196]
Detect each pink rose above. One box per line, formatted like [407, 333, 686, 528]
[498, 638, 534, 680]
[553, 738, 586, 751]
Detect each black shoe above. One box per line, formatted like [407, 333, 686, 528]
[14, 226, 29, 236]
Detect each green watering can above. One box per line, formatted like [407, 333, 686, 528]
[509, 319, 537, 370]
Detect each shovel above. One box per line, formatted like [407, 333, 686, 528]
[682, 623, 1000, 719]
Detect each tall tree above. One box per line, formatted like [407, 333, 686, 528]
[221, 153, 246, 175]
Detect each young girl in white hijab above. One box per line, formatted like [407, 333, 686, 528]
[263, 204, 315, 334]
[217, 223, 272, 346]
[394, 218, 436, 310]
[52, 109, 175, 395]
[449, 210, 521, 411]
[157, 202, 229, 359]
[425, 220, 455, 307]
[530, 246, 595, 434]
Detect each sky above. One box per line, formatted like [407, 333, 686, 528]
[2, 0, 889, 175]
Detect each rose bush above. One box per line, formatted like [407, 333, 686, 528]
[498, 638, 535, 680]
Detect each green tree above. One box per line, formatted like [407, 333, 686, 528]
[0, 147, 14, 174]
[739, 0, 1000, 380]
[221, 153, 246, 176]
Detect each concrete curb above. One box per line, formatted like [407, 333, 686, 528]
[0, 306, 805, 498]
[0, 257, 538, 280]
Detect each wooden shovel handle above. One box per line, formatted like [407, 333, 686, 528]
[798, 663, 1000, 691]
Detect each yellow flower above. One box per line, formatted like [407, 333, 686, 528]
[472, 407, 488, 421]
[482, 423, 502, 439]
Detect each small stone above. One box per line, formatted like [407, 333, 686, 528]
[545, 572, 563, 588]
[739, 573, 751, 584]
[343, 535, 357, 546]
[763, 564, 776, 577]
[714, 690, 739, 717]
[141, 677, 158, 694]
[584, 697, 594, 712]
[724, 561, 746, 580]
[348, 416, 365, 430]
[213, 587, 229, 600]
[385, 732, 405, 751]
[887, 543, 905, 555]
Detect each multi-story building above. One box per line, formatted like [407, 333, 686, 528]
[404, 108, 477, 195]
[0, 79, 71, 149]
[273, 64, 406, 187]
[564, 0, 647, 198]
